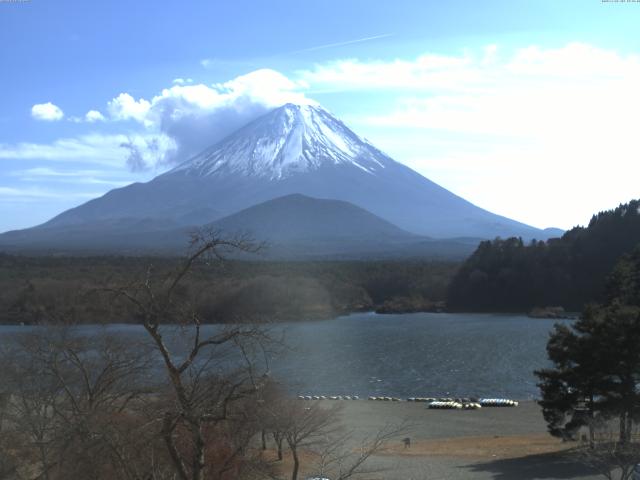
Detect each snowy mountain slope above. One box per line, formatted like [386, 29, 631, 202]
[170, 104, 388, 179]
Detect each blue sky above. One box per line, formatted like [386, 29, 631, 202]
[1, 0, 640, 232]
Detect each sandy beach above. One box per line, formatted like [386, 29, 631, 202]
[282, 400, 602, 480]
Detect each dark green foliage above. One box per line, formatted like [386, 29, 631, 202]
[0, 255, 457, 324]
[536, 247, 640, 442]
[448, 199, 640, 311]
[606, 247, 640, 306]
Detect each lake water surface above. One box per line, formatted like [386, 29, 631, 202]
[0, 312, 569, 400]
[271, 312, 568, 400]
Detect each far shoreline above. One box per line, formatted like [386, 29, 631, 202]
[0, 309, 580, 327]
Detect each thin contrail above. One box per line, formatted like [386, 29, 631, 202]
[289, 33, 394, 54]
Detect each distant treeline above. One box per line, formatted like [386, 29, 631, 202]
[447, 199, 640, 312]
[0, 255, 457, 324]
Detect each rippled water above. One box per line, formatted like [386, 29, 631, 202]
[0, 312, 569, 400]
[271, 312, 570, 400]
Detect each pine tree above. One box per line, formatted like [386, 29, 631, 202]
[536, 246, 640, 443]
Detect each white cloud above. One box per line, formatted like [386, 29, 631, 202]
[104, 68, 311, 166]
[31, 102, 64, 121]
[0, 133, 176, 168]
[212, 69, 311, 106]
[118, 135, 177, 172]
[299, 54, 474, 91]
[172, 78, 193, 85]
[13, 167, 107, 177]
[9, 167, 131, 187]
[8, 69, 308, 177]
[0, 134, 125, 164]
[301, 44, 640, 142]
[302, 43, 640, 228]
[146, 69, 310, 118]
[107, 93, 152, 125]
[0, 186, 101, 201]
[67, 110, 106, 123]
[85, 109, 106, 122]
[200, 59, 215, 69]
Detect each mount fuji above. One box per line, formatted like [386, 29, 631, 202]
[0, 103, 559, 256]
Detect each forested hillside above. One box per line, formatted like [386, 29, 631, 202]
[0, 255, 456, 324]
[447, 199, 640, 312]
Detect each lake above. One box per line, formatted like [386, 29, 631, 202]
[271, 312, 567, 400]
[0, 312, 569, 400]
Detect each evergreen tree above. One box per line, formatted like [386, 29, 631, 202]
[536, 247, 640, 443]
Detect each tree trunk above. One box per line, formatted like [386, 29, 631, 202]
[588, 394, 595, 449]
[162, 414, 189, 480]
[192, 424, 206, 480]
[620, 412, 628, 444]
[291, 447, 299, 480]
[273, 432, 283, 460]
[261, 429, 267, 450]
[277, 438, 283, 461]
[38, 442, 51, 480]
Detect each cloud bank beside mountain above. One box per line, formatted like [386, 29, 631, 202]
[107, 69, 312, 169]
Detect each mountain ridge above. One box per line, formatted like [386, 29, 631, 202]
[209, 193, 419, 242]
[0, 193, 480, 259]
[0, 102, 562, 255]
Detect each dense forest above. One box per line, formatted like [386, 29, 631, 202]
[0, 254, 456, 324]
[447, 199, 640, 312]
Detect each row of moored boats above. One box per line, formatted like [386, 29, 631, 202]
[298, 395, 360, 401]
[297, 395, 518, 408]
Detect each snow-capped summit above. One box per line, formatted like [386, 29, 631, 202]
[170, 103, 390, 180]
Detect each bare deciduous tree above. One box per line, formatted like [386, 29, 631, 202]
[107, 230, 276, 480]
[312, 421, 410, 480]
[574, 417, 640, 480]
[260, 391, 408, 480]
[0, 328, 159, 480]
[280, 400, 342, 480]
